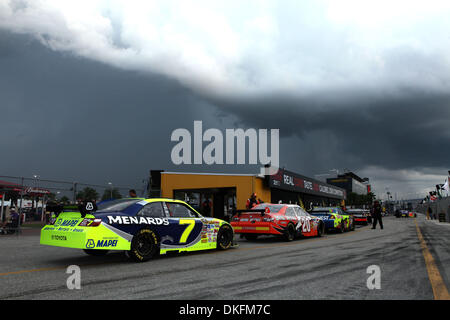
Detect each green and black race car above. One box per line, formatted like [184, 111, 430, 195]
[41, 198, 235, 262]
[309, 207, 355, 233]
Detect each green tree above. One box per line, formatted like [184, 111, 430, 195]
[76, 187, 99, 201]
[101, 188, 122, 201]
[60, 196, 70, 204]
[47, 192, 56, 201]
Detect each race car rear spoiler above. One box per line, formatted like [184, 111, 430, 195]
[233, 209, 266, 217]
[46, 201, 97, 218]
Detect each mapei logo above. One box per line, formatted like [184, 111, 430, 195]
[85, 239, 118, 248]
[96, 240, 118, 248]
[86, 239, 95, 249]
[58, 219, 79, 227]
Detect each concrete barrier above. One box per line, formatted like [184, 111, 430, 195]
[416, 197, 450, 222]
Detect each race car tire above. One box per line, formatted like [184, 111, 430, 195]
[244, 234, 258, 241]
[217, 224, 233, 250]
[128, 228, 159, 262]
[317, 222, 324, 237]
[284, 223, 296, 242]
[83, 249, 109, 256]
[339, 222, 345, 233]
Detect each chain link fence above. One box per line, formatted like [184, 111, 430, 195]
[0, 175, 145, 235]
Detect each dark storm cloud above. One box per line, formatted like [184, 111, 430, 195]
[1, 29, 449, 199]
[202, 88, 450, 172]
[0, 31, 239, 188]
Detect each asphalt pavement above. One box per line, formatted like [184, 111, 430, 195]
[0, 214, 449, 300]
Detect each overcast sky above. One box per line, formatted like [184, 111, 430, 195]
[1, 0, 450, 200]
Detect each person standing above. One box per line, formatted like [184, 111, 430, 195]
[129, 189, 137, 198]
[1, 207, 19, 234]
[426, 206, 432, 220]
[201, 198, 212, 217]
[372, 200, 383, 230]
[246, 193, 260, 210]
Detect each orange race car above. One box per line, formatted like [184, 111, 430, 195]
[231, 203, 325, 241]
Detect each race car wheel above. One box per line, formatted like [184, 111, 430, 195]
[284, 224, 296, 242]
[83, 249, 109, 256]
[317, 222, 324, 237]
[128, 228, 159, 262]
[217, 225, 233, 250]
[339, 222, 345, 233]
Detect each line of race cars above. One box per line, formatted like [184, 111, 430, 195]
[395, 209, 417, 218]
[40, 198, 371, 262]
[230, 204, 371, 241]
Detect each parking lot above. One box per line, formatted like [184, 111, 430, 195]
[0, 214, 448, 300]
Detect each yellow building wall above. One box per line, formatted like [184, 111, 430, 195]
[160, 173, 271, 210]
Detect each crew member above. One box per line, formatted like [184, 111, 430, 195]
[202, 198, 212, 217]
[246, 193, 261, 209]
[0, 207, 19, 234]
[426, 206, 432, 220]
[372, 200, 383, 230]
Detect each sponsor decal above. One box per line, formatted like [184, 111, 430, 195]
[86, 239, 96, 249]
[55, 219, 79, 227]
[96, 239, 118, 248]
[85, 238, 119, 248]
[51, 235, 67, 241]
[107, 216, 169, 225]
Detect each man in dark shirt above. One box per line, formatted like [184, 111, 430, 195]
[201, 198, 212, 217]
[1, 207, 19, 233]
[246, 193, 261, 210]
[372, 201, 383, 230]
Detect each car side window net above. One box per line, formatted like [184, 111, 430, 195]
[166, 203, 197, 218]
[138, 202, 166, 218]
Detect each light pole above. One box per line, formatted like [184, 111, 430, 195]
[33, 174, 40, 216]
[108, 182, 113, 199]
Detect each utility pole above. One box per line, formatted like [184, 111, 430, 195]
[72, 182, 77, 203]
[108, 182, 113, 199]
[18, 177, 24, 235]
